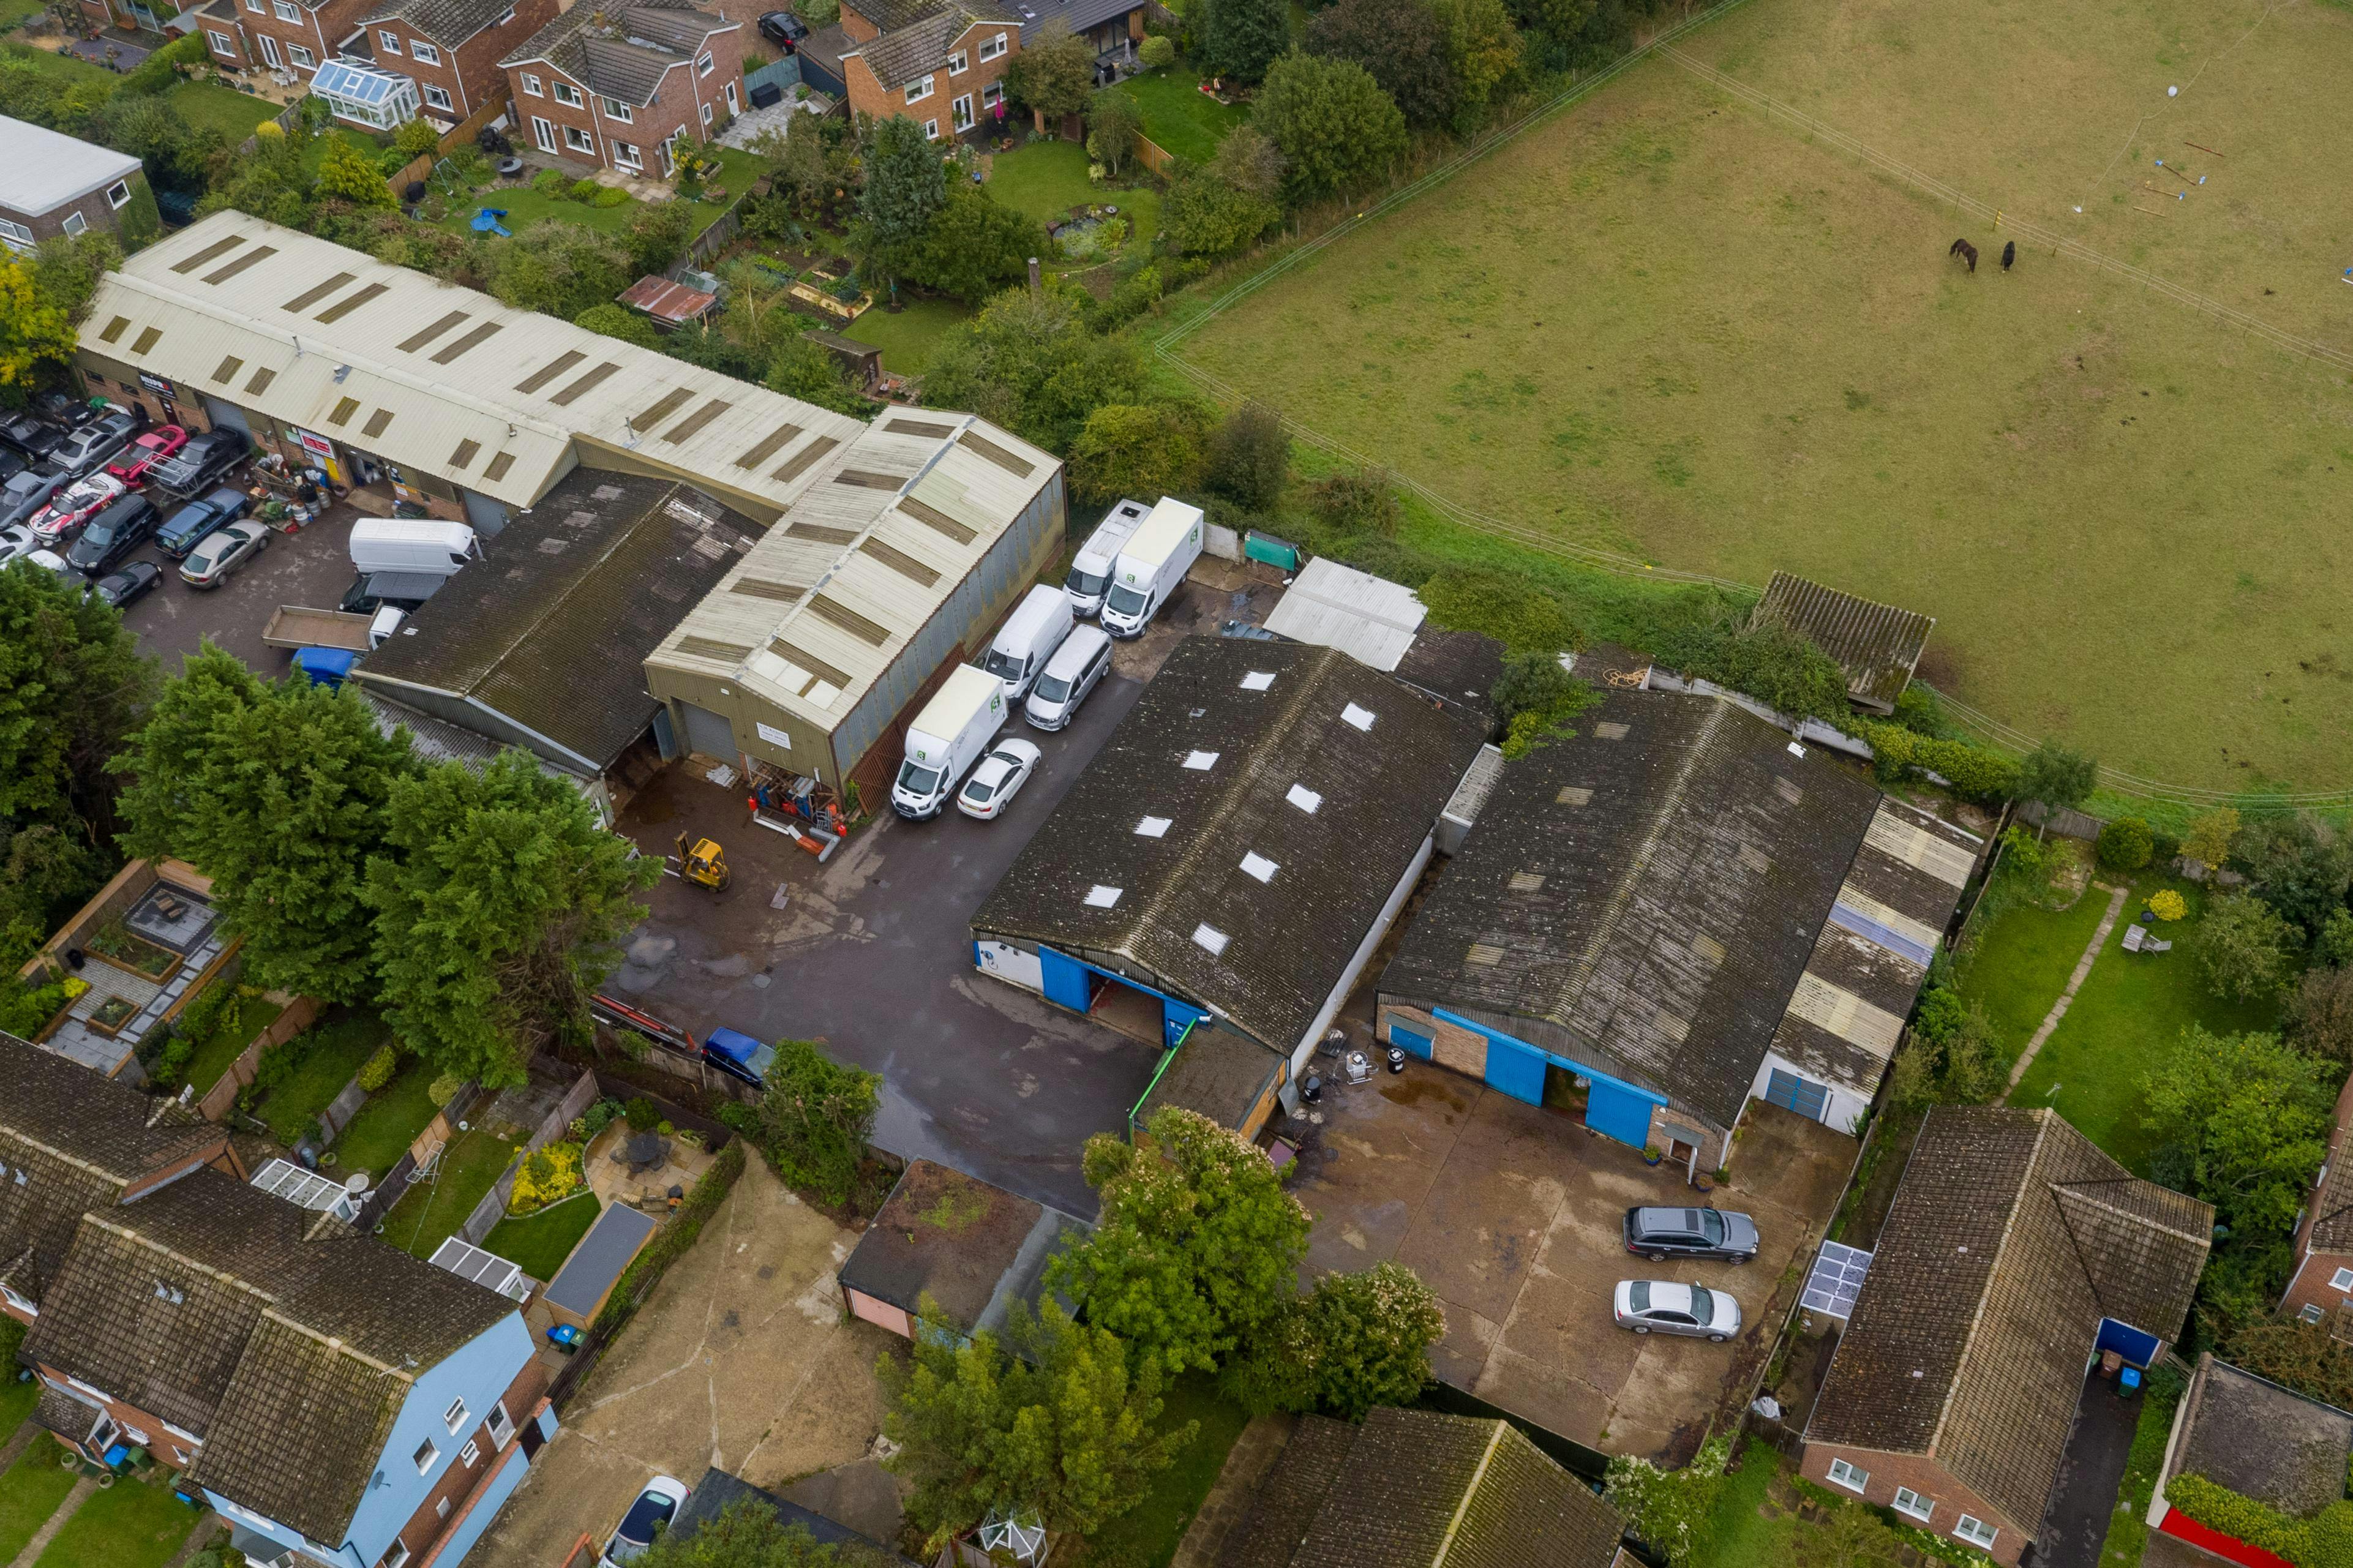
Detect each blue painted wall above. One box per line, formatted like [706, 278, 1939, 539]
[439, 1441, 535, 1568]
[1430, 1007, 1666, 1147]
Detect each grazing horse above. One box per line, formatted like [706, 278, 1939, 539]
[2002, 240, 2017, 271]
[1949, 238, 1978, 272]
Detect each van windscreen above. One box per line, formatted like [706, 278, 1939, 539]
[1105, 583, 1148, 617]
[1065, 566, 1107, 596]
[896, 760, 941, 797]
[1034, 673, 1070, 703]
[983, 648, 1024, 681]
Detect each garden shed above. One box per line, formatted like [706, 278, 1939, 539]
[618, 275, 721, 328]
[836, 1160, 1089, 1344]
[539, 1202, 658, 1330]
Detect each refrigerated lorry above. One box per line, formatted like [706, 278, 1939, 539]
[1100, 497, 1204, 639]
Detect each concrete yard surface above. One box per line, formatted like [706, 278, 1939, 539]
[476, 1155, 898, 1564]
[1290, 1062, 1854, 1463]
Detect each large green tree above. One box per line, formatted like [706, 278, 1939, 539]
[1228, 1261, 1446, 1419]
[1086, 88, 1143, 179]
[636, 1496, 897, 1567]
[2142, 1025, 2334, 1243]
[1253, 54, 1408, 204]
[857, 114, 948, 287]
[2016, 740, 2098, 821]
[921, 286, 1149, 450]
[902, 182, 1041, 305]
[882, 1298, 1187, 1550]
[1306, 0, 1462, 128]
[1164, 170, 1281, 258]
[1046, 1106, 1311, 1376]
[1002, 29, 1095, 121]
[1199, 0, 1290, 84]
[732, 1038, 880, 1206]
[1067, 402, 1206, 505]
[2232, 812, 2352, 938]
[365, 751, 658, 1086]
[2196, 891, 2300, 1003]
[1431, 0, 1520, 130]
[116, 647, 415, 1002]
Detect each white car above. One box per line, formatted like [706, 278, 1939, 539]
[24, 549, 71, 577]
[956, 738, 1043, 821]
[599, 1475, 691, 1566]
[0, 522, 38, 566]
[1613, 1280, 1742, 1342]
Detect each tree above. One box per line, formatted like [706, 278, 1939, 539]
[2016, 740, 2097, 820]
[2318, 908, 2353, 969]
[902, 181, 1041, 304]
[2184, 807, 2242, 872]
[856, 116, 947, 284]
[1087, 88, 1143, 178]
[24, 231, 122, 332]
[2096, 816, 2153, 872]
[574, 302, 664, 348]
[1606, 1436, 1733, 1568]
[2231, 812, 2353, 939]
[921, 286, 1149, 450]
[2224, 1318, 2353, 1411]
[489, 221, 633, 319]
[1305, 468, 1398, 535]
[2289, 966, 2353, 1065]
[731, 1038, 880, 1205]
[2142, 1025, 2333, 1243]
[637, 1496, 898, 1567]
[316, 135, 397, 208]
[625, 200, 696, 278]
[0, 257, 75, 392]
[1199, 0, 1289, 84]
[116, 650, 415, 1002]
[0, 559, 152, 860]
[1164, 170, 1280, 258]
[392, 118, 441, 160]
[0, 823, 102, 970]
[1002, 29, 1095, 122]
[1209, 122, 1287, 202]
[1227, 1262, 1445, 1419]
[764, 113, 862, 227]
[882, 1299, 1188, 1550]
[365, 752, 658, 1087]
[1306, 0, 1460, 128]
[1504, 0, 1597, 61]
[1204, 400, 1289, 510]
[766, 333, 869, 418]
[1489, 650, 1595, 759]
[1067, 402, 1204, 505]
[1903, 988, 2002, 1103]
[1254, 54, 1409, 204]
[1047, 1106, 1311, 1376]
[2196, 891, 2299, 1003]
[1139, 32, 1176, 69]
[1430, 0, 1520, 130]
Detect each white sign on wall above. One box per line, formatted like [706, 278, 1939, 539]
[754, 721, 792, 751]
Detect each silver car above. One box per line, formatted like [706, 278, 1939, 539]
[179, 519, 269, 588]
[1613, 1280, 1742, 1341]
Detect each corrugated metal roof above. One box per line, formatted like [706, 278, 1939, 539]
[1263, 557, 1427, 672]
[1752, 571, 1935, 713]
[84, 212, 866, 511]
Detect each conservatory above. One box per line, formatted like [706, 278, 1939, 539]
[312, 58, 420, 130]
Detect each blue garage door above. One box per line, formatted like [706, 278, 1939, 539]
[1765, 1068, 1829, 1122]
[1586, 1081, 1656, 1147]
[1483, 1035, 1547, 1104]
[1390, 1024, 1433, 1060]
[2096, 1318, 2160, 1368]
[1038, 947, 1095, 1013]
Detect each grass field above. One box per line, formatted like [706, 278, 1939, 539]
[381, 1123, 522, 1259]
[1110, 67, 1247, 164]
[0, 1443, 78, 1565]
[161, 80, 279, 140]
[32, 1473, 203, 1568]
[1174, 0, 2353, 790]
[1080, 1376, 1248, 1567]
[844, 296, 969, 373]
[330, 1052, 441, 1177]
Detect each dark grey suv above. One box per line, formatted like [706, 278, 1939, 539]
[1623, 1206, 1759, 1263]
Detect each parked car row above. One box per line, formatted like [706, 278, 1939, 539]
[1610, 1205, 1760, 1343]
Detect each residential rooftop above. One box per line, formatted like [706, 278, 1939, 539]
[836, 1160, 1087, 1335]
[0, 116, 143, 216]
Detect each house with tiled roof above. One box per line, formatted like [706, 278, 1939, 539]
[1, 1032, 552, 1568]
[2279, 1070, 2353, 1328]
[351, 0, 561, 124]
[837, 0, 1022, 140]
[1801, 1106, 2212, 1567]
[501, 0, 747, 175]
[1218, 1407, 1632, 1567]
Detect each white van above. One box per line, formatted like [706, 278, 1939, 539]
[1064, 498, 1152, 618]
[983, 584, 1075, 702]
[1100, 498, 1204, 639]
[893, 665, 1007, 820]
[348, 519, 481, 579]
[1024, 624, 1113, 731]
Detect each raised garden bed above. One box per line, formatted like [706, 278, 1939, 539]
[83, 920, 178, 981]
[84, 996, 138, 1037]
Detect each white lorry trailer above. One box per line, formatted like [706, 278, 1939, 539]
[892, 664, 1008, 820]
[1100, 497, 1204, 639]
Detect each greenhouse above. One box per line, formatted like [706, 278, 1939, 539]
[313, 58, 420, 130]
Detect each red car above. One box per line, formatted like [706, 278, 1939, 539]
[107, 424, 187, 486]
[29, 473, 126, 546]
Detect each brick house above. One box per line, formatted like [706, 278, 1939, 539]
[352, 0, 558, 123]
[0, 118, 149, 253]
[1801, 1107, 2212, 1567]
[2279, 1070, 2353, 1328]
[188, 0, 365, 78]
[502, 0, 746, 176]
[837, 0, 1022, 141]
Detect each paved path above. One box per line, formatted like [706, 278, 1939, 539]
[1171, 1413, 1294, 1568]
[2006, 882, 2130, 1093]
[7, 1475, 97, 1568]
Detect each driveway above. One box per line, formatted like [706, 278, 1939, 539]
[1290, 1049, 1855, 1463]
[476, 1155, 896, 1564]
[117, 501, 362, 677]
[2038, 1369, 2144, 1568]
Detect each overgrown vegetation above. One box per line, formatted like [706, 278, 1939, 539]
[718, 1037, 884, 1209]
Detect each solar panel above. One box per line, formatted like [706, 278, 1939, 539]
[1802, 1240, 1874, 1319]
[429, 1237, 530, 1300]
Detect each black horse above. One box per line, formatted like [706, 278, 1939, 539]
[2002, 240, 2016, 271]
[1949, 238, 1978, 272]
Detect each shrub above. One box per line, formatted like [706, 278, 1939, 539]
[2098, 816, 2155, 872]
[1304, 470, 1398, 536]
[1858, 721, 2020, 804]
[508, 1141, 583, 1214]
[2197, 892, 2300, 1003]
[569, 178, 601, 201]
[623, 1095, 659, 1130]
[1606, 1436, 1732, 1568]
[580, 1097, 622, 1138]
[2148, 888, 2187, 921]
[2163, 1474, 2307, 1562]
[1420, 568, 1580, 654]
[1490, 649, 1595, 759]
[531, 168, 568, 195]
[2290, 966, 2353, 1065]
[356, 1043, 400, 1093]
[1139, 33, 1176, 67]
[734, 1038, 880, 1206]
[0, 969, 86, 1037]
[392, 119, 440, 160]
[427, 1070, 465, 1108]
[1204, 402, 1290, 511]
[592, 184, 630, 208]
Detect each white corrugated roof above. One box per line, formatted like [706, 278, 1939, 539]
[1263, 557, 1427, 672]
[82, 211, 868, 509]
[0, 116, 143, 215]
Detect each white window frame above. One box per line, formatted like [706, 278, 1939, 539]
[409, 39, 440, 63]
[531, 114, 557, 152]
[442, 1397, 469, 1435]
[980, 80, 1002, 108]
[497, 6, 512, 21]
[947, 47, 967, 73]
[422, 82, 452, 111]
[105, 180, 130, 209]
[519, 71, 543, 96]
[243, 0, 261, 12]
[2304, 1302, 2329, 1324]
[378, 28, 400, 51]
[287, 43, 315, 67]
[459, 1439, 480, 1468]
[904, 72, 932, 103]
[270, 0, 296, 18]
[412, 1439, 437, 1472]
[1893, 1487, 1934, 1522]
[563, 124, 596, 154]
[1953, 1515, 1998, 1550]
[207, 28, 236, 54]
[699, 101, 713, 126]
[977, 30, 1005, 60]
[1826, 1458, 1869, 1494]
[724, 80, 738, 112]
[551, 78, 582, 106]
[921, 118, 937, 140]
[2330, 1266, 2353, 1292]
[257, 32, 280, 67]
[612, 140, 640, 170]
[485, 1401, 516, 1450]
[696, 51, 713, 75]
[436, 1496, 451, 1518]
[381, 1543, 411, 1568]
[602, 96, 632, 121]
[950, 92, 972, 130]
[61, 211, 87, 237]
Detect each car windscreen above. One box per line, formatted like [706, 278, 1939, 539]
[1033, 673, 1071, 703]
[1627, 1281, 1650, 1312]
[1689, 1285, 1714, 1322]
[1105, 583, 1148, 617]
[1700, 1210, 1725, 1244]
[983, 648, 1024, 680]
[80, 520, 116, 547]
[1065, 567, 1106, 596]
[616, 1491, 678, 1542]
[896, 761, 940, 797]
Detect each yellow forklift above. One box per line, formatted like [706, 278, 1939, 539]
[672, 833, 730, 891]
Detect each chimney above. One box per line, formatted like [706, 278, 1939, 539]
[1026, 257, 1040, 298]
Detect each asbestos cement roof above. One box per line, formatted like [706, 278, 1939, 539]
[974, 637, 1487, 1056]
[2170, 1356, 2353, 1520]
[353, 468, 756, 771]
[1751, 571, 1935, 713]
[83, 212, 867, 512]
[838, 1160, 1087, 1334]
[0, 116, 142, 216]
[647, 412, 1057, 744]
[1807, 1108, 2212, 1540]
[1261, 557, 1427, 673]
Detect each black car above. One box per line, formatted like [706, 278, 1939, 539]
[0, 446, 24, 487]
[67, 495, 160, 576]
[88, 560, 162, 609]
[0, 413, 64, 467]
[31, 392, 97, 430]
[0, 469, 67, 531]
[339, 569, 448, 615]
[757, 9, 808, 48]
[1623, 1206, 1760, 1264]
[148, 427, 251, 497]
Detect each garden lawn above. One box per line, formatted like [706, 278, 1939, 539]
[986, 138, 1159, 243]
[434, 181, 639, 236]
[1953, 873, 2111, 1071]
[0, 1441, 79, 1566]
[2008, 874, 2282, 1174]
[0, 0, 47, 29]
[0, 1371, 37, 1440]
[1080, 1376, 1247, 1568]
[844, 296, 969, 374]
[381, 1123, 521, 1259]
[329, 1052, 441, 1178]
[0, 43, 113, 86]
[482, 1190, 601, 1281]
[253, 1013, 387, 1149]
[1110, 66, 1247, 164]
[176, 992, 283, 1097]
[160, 80, 279, 140]
[1688, 1439, 1790, 1568]
[32, 1472, 203, 1568]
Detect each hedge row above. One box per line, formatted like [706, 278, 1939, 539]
[592, 1139, 746, 1337]
[1856, 721, 2021, 805]
[2165, 1473, 2353, 1567]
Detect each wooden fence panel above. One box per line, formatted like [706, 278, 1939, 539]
[385, 94, 519, 199]
[195, 993, 321, 1122]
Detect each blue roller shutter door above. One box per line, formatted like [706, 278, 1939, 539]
[1585, 1080, 1656, 1147]
[1483, 1035, 1546, 1104]
[1038, 947, 1094, 1013]
[1765, 1068, 1829, 1122]
[1390, 1024, 1433, 1060]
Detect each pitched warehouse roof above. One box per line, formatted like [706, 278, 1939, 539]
[1751, 571, 1934, 713]
[975, 638, 1487, 1056]
[80, 212, 866, 512]
[501, 0, 737, 103]
[1807, 1107, 2210, 1539]
[0, 116, 142, 215]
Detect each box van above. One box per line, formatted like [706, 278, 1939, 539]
[893, 664, 1007, 820]
[1026, 625, 1113, 731]
[349, 519, 480, 578]
[1100, 498, 1204, 639]
[1064, 498, 1151, 618]
[983, 583, 1075, 702]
